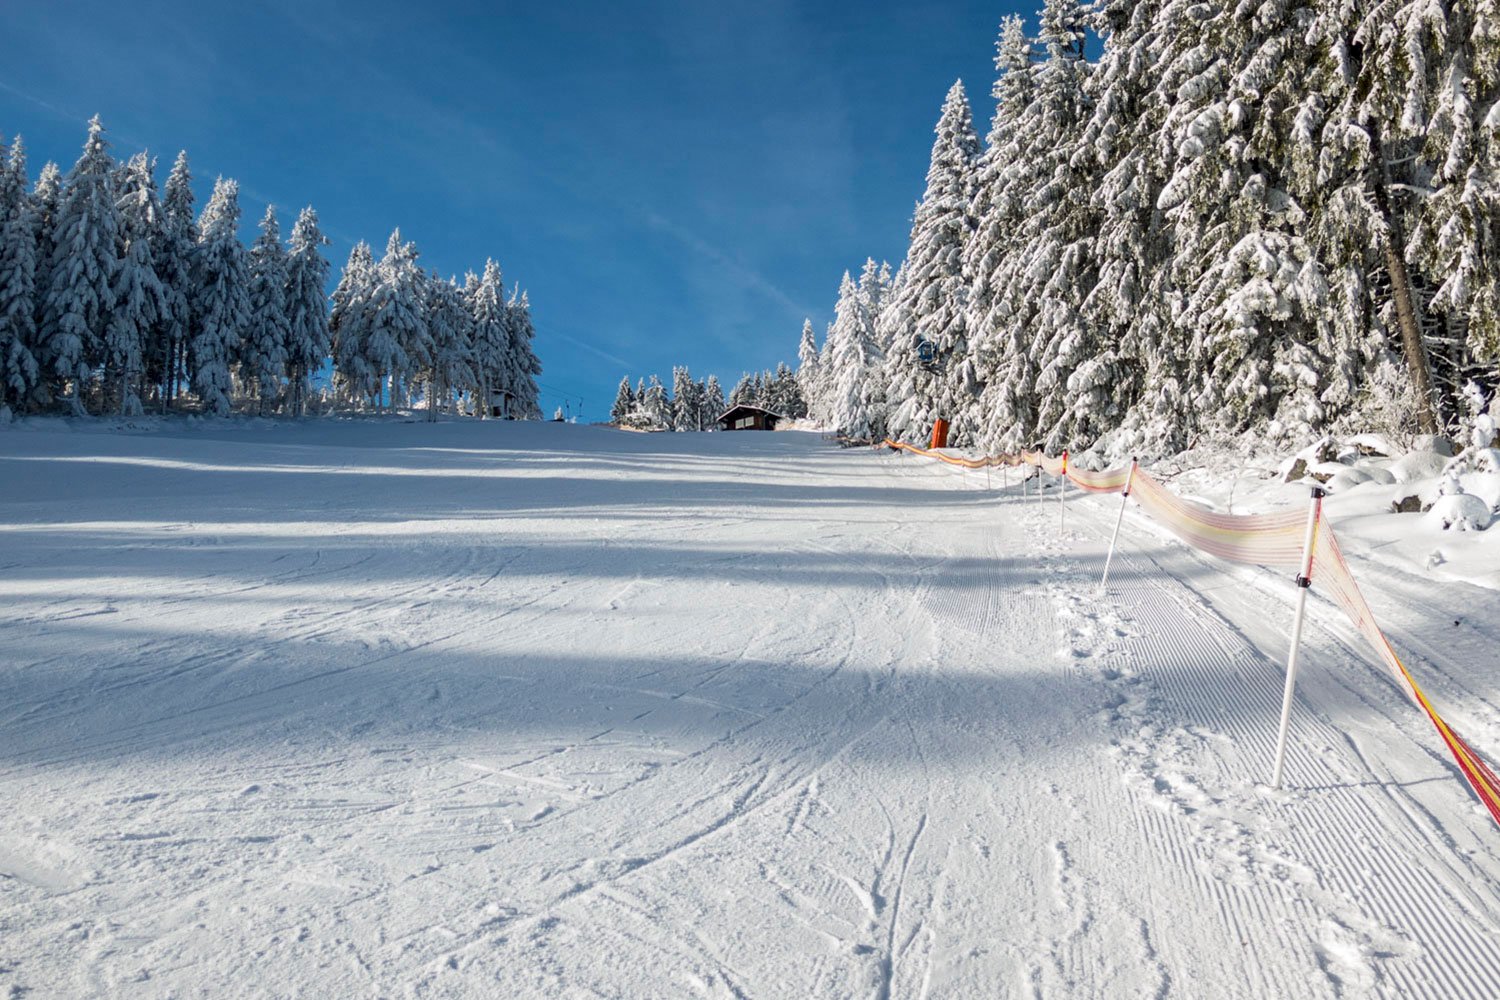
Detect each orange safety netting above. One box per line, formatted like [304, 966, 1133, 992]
[883, 438, 1500, 826]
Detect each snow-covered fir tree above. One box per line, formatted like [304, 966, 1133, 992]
[106, 152, 168, 415]
[795, 318, 820, 418]
[0, 135, 39, 417]
[728, 372, 753, 407]
[362, 230, 422, 411]
[505, 288, 542, 419]
[640, 374, 670, 428]
[827, 271, 885, 439]
[242, 205, 290, 414]
[283, 206, 330, 417]
[882, 81, 979, 444]
[701, 374, 725, 426]
[40, 116, 120, 415]
[610, 376, 634, 423]
[330, 240, 376, 404]
[672, 366, 701, 430]
[190, 177, 250, 416]
[154, 151, 196, 408]
[420, 271, 474, 419]
[963, 15, 1036, 451]
[469, 260, 509, 416]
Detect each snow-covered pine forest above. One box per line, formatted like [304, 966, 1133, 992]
[0, 117, 542, 422]
[795, 0, 1500, 457]
[608, 365, 807, 431]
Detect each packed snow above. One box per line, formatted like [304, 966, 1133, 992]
[3, 419, 1500, 998]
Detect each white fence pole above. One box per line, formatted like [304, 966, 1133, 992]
[1270, 486, 1326, 790]
[1099, 460, 1137, 594]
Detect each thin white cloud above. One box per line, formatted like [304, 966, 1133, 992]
[642, 209, 814, 321]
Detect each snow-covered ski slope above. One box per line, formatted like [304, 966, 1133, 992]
[2, 420, 1499, 999]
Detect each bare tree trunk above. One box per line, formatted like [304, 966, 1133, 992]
[1369, 117, 1440, 434]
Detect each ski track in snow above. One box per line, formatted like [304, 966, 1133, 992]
[1, 422, 1498, 997]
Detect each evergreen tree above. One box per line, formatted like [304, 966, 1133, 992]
[640, 374, 670, 428]
[610, 375, 634, 423]
[106, 152, 168, 415]
[1072, 0, 1184, 454]
[728, 372, 753, 407]
[40, 116, 120, 415]
[883, 81, 979, 444]
[421, 271, 474, 420]
[284, 206, 330, 417]
[243, 206, 290, 414]
[362, 229, 422, 411]
[671, 366, 700, 430]
[1015, 0, 1102, 450]
[966, 15, 1046, 450]
[0, 135, 39, 416]
[469, 260, 508, 416]
[155, 151, 196, 408]
[190, 177, 250, 416]
[1403, 0, 1500, 386]
[770, 360, 805, 418]
[1312, 0, 1448, 431]
[827, 271, 885, 439]
[330, 241, 376, 405]
[701, 374, 725, 428]
[795, 318, 820, 419]
[29, 161, 62, 396]
[506, 288, 542, 419]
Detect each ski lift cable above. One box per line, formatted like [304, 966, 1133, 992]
[535, 380, 585, 402]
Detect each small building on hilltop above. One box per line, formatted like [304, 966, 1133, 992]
[718, 404, 783, 431]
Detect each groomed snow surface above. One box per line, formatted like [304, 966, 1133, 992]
[3, 420, 1500, 999]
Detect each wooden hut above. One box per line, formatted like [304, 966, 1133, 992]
[717, 404, 783, 431]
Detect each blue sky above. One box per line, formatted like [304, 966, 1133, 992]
[0, 0, 1038, 420]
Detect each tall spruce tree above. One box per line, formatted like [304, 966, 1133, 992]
[243, 206, 290, 414]
[107, 152, 168, 415]
[41, 116, 120, 415]
[795, 318, 820, 420]
[0, 135, 39, 416]
[610, 375, 634, 423]
[469, 260, 508, 416]
[506, 288, 542, 419]
[422, 271, 474, 420]
[883, 81, 979, 444]
[363, 230, 422, 411]
[156, 151, 196, 408]
[284, 206, 331, 417]
[191, 177, 251, 416]
[965, 16, 1038, 451]
[330, 241, 376, 406]
[702, 374, 725, 428]
[671, 366, 700, 430]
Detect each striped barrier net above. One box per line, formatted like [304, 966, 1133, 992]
[882, 438, 1500, 827]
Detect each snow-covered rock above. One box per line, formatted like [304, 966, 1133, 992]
[1325, 466, 1373, 493]
[1390, 450, 1450, 484]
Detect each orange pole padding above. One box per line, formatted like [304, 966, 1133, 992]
[930, 419, 950, 450]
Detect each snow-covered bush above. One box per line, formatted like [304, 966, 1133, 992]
[1425, 472, 1493, 532]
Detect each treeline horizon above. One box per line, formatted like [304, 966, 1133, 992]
[0, 117, 542, 422]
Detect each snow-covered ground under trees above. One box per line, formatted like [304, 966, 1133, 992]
[3, 419, 1500, 999]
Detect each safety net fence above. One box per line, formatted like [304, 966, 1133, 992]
[882, 438, 1500, 826]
